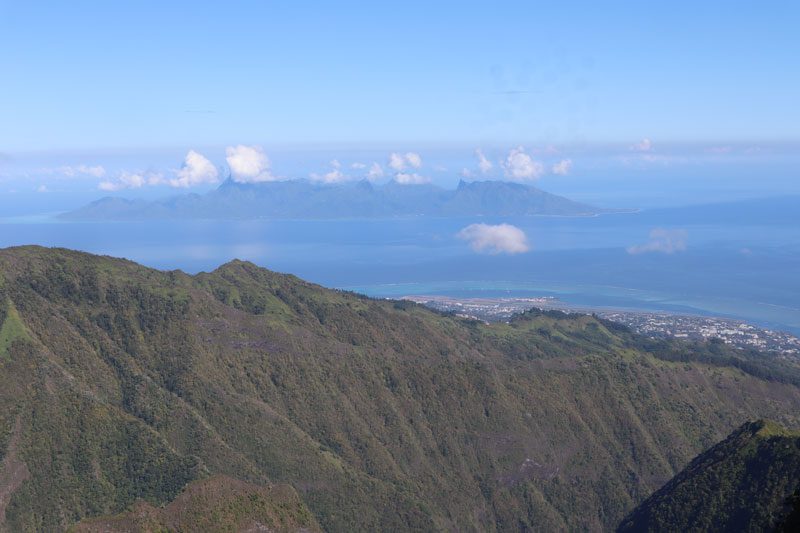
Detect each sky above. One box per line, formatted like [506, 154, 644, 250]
[0, 1, 799, 204]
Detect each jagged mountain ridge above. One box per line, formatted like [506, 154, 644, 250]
[0, 246, 799, 531]
[61, 179, 602, 220]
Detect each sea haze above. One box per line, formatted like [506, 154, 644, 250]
[1, 197, 798, 334]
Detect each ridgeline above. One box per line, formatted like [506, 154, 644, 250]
[0, 246, 799, 531]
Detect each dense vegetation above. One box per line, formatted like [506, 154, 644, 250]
[71, 475, 320, 532]
[1, 246, 799, 531]
[617, 420, 800, 532]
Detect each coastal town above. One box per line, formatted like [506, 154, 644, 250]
[403, 295, 800, 358]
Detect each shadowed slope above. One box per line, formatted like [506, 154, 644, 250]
[617, 420, 800, 532]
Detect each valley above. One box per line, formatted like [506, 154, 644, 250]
[1, 246, 799, 531]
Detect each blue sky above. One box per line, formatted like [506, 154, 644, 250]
[0, 1, 799, 201]
[2, 0, 799, 150]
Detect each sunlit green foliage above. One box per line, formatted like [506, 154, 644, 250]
[0, 246, 799, 531]
[0, 299, 29, 358]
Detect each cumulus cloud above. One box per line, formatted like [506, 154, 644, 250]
[311, 169, 349, 183]
[170, 150, 219, 188]
[627, 228, 687, 255]
[311, 159, 367, 183]
[405, 152, 422, 168]
[502, 147, 544, 181]
[476, 149, 493, 174]
[367, 162, 384, 181]
[57, 165, 106, 178]
[388, 152, 423, 171]
[551, 159, 572, 176]
[225, 145, 276, 183]
[457, 223, 530, 255]
[388, 153, 406, 171]
[310, 160, 352, 184]
[394, 172, 430, 185]
[99, 170, 163, 191]
[351, 162, 366, 169]
[460, 168, 473, 178]
[630, 138, 653, 152]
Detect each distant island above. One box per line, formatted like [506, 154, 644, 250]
[61, 179, 605, 220]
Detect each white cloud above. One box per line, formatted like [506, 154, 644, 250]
[99, 170, 163, 192]
[388, 152, 422, 171]
[367, 162, 384, 181]
[457, 223, 530, 255]
[394, 172, 430, 185]
[405, 152, 422, 168]
[311, 169, 349, 183]
[551, 159, 572, 176]
[351, 162, 366, 169]
[627, 228, 687, 255]
[476, 149, 493, 174]
[388, 153, 406, 171]
[630, 138, 653, 152]
[58, 165, 107, 178]
[36, 184, 49, 193]
[460, 168, 473, 178]
[225, 145, 276, 183]
[502, 147, 544, 181]
[170, 150, 219, 188]
[310, 161, 351, 183]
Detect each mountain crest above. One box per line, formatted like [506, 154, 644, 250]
[61, 178, 602, 220]
[618, 419, 800, 532]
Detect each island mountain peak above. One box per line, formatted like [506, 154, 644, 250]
[62, 178, 602, 220]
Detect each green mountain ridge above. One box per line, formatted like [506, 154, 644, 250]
[0, 246, 799, 531]
[617, 419, 800, 532]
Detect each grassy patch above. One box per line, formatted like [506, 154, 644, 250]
[0, 301, 29, 358]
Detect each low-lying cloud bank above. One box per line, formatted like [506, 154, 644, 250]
[90, 143, 590, 192]
[99, 170, 163, 191]
[457, 223, 530, 255]
[627, 228, 687, 254]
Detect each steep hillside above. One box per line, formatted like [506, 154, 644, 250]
[70, 475, 320, 533]
[0, 246, 799, 531]
[617, 420, 800, 532]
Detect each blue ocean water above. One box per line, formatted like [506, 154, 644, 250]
[1, 211, 798, 334]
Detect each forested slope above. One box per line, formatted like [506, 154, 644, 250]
[0, 246, 798, 531]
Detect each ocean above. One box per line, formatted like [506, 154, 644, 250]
[1, 210, 798, 334]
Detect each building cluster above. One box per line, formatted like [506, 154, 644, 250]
[597, 312, 800, 357]
[403, 295, 800, 358]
